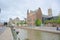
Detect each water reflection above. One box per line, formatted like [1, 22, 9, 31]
[16, 29, 28, 40]
[14, 27, 60, 40]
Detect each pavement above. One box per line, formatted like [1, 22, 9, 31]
[0, 27, 14, 40]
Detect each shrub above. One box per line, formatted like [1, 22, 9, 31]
[56, 18, 60, 24]
[45, 17, 60, 24]
[17, 23, 19, 26]
[35, 19, 42, 26]
[45, 19, 57, 24]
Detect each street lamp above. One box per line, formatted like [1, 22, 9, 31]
[0, 8, 1, 22]
[0, 8, 1, 13]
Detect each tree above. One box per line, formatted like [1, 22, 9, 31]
[56, 18, 60, 24]
[45, 19, 56, 24]
[20, 21, 23, 26]
[17, 23, 19, 26]
[35, 19, 42, 26]
[4, 22, 7, 26]
[24, 21, 27, 24]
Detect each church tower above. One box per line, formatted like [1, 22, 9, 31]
[27, 10, 29, 19]
[36, 8, 42, 20]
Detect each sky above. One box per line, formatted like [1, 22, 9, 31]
[0, 0, 60, 22]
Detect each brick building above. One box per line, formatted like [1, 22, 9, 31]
[27, 8, 42, 26]
[27, 8, 54, 26]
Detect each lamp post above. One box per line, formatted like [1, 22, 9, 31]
[0, 8, 1, 13]
[0, 8, 1, 20]
[0, 8, 2, 26]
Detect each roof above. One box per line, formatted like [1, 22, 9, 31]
[42, 15, 53, 18]
[42, 15, 58, 18]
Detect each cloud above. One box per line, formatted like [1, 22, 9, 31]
[0, 0, 60, 22]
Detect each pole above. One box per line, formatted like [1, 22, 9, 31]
[0, 8, 1, 13]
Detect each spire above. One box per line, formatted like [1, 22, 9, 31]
[27, 10, 29, 14]
[37, 7, 42, 12]
[38, 7, 40, 10]
[27, 10, 29, 18]
[27, 10, 29, 16]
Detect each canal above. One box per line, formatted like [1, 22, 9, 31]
[12, 27, 60, 40]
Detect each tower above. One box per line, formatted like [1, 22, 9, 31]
[48, 8, 52, 16]
[27, 10, 29, 17]
[36, 8, 42, 20]
[27, 10, 29, 25]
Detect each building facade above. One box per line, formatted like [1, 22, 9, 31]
[8, 17, 21, 26]
[27, 8, 42, 26]
[48, 8, 52, 16]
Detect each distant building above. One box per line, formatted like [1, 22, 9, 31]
[58, 12, 60, 16]
[48, 8, 52, 16]
[27, 8, 42, 26]
[13, 17, 20, 24]
[27, 8, 58, 26]
[8, 17, 21, 26]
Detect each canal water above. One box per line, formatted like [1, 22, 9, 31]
[18, 29, 28, 40]
[14, 27, 60, 40]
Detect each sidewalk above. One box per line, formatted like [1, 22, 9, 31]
[0, 27, 14, 40]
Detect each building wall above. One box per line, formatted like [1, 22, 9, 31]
[27, 10, 36, 26]
[36, 8, 42, 21]
[8, 17, 21, 26]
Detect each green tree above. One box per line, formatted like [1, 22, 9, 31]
[17, 23, 19, 26]
[20, 21, 23, 26]
[45, 16, 60, 24]
[35, 19, 42, 26]
[56, 18, 60, 24]
[45, 19, 56, 24]
[24, 21, 27, 24]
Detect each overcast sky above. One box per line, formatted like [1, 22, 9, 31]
[0, 0, 60, 22]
